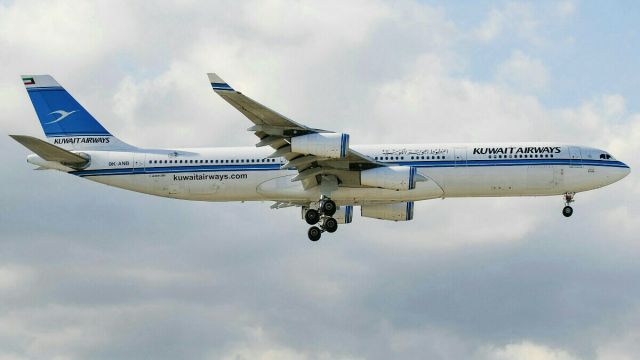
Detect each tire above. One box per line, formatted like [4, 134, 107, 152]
[324, 217, 338, 233]
[308, 226, 322, 241]
[562, 206, 573, 217]
[305, 209, 320, 225]
[321, 199, 337, 216]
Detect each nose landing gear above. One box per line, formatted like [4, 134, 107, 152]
[304, 199, 339, 241]
[562, 192, 575, 217]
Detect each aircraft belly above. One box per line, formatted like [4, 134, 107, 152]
[82, 164, 620, 203]
[428, 165, 567, 197]
[256, 173, 443, 203]
[85, 170, 272, 201]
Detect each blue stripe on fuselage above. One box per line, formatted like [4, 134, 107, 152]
[70, 158, 628, 177]
[72, 163, 281, 177]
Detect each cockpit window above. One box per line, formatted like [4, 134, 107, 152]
[600, 153, 612, 160]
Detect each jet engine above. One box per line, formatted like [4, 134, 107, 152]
[361, 202, 414, 221]
[333, 205, 354, 224]
[290, 133, 349, 159]
[360, 166, 423, 191]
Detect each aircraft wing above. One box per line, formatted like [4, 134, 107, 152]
[208, 73, 383, 190]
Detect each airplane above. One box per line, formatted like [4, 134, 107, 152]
[11, 74, 631, 241]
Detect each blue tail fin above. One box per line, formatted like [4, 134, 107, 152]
[22, 75, 132, 150]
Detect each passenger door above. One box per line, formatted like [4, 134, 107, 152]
[133, 152, 146, 173]
[454, 147, 467, 167]
[569, 146, 582, 168]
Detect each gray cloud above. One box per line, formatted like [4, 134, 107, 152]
[1, 1, 639, 359]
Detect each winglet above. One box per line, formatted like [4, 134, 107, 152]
[207, 73, 234, 91]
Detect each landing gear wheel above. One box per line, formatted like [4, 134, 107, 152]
[305, 209, 320, 225]
[308, 226, 322, 241]
[562, 206, 573, 218]
[321, 199, 337, 216]
[323, 217, 338, 233]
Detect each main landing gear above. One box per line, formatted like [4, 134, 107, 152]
[562, 192, 575, 218]
[305, 198, 338, 241]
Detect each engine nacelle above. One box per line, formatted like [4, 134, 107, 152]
[360, 166, 420, 191]
[361, 202, 414, 221]
[290, 133, 349, 159]
[332, 205, 354, 224]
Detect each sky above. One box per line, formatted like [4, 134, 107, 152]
[1, 1, 639, 359]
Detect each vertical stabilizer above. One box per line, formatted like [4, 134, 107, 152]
[21, 75, 134, 150]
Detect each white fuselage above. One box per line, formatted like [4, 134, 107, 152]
[56, 142, 629, 205]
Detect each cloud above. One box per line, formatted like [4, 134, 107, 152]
[496, 50, 550, 93]
[473, 3, 540, 44]
[555, 1, 577, 18]
[476, 342, 580, 360]
[0, 1, 639, 359]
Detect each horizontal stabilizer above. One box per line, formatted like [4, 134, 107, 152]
[9, 135, 89, 167]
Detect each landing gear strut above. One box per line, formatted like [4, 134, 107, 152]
[304, 198, 339, 241]
[563, 192, 575, 218]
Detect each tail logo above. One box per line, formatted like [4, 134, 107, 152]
[44, 110, 78, 125]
